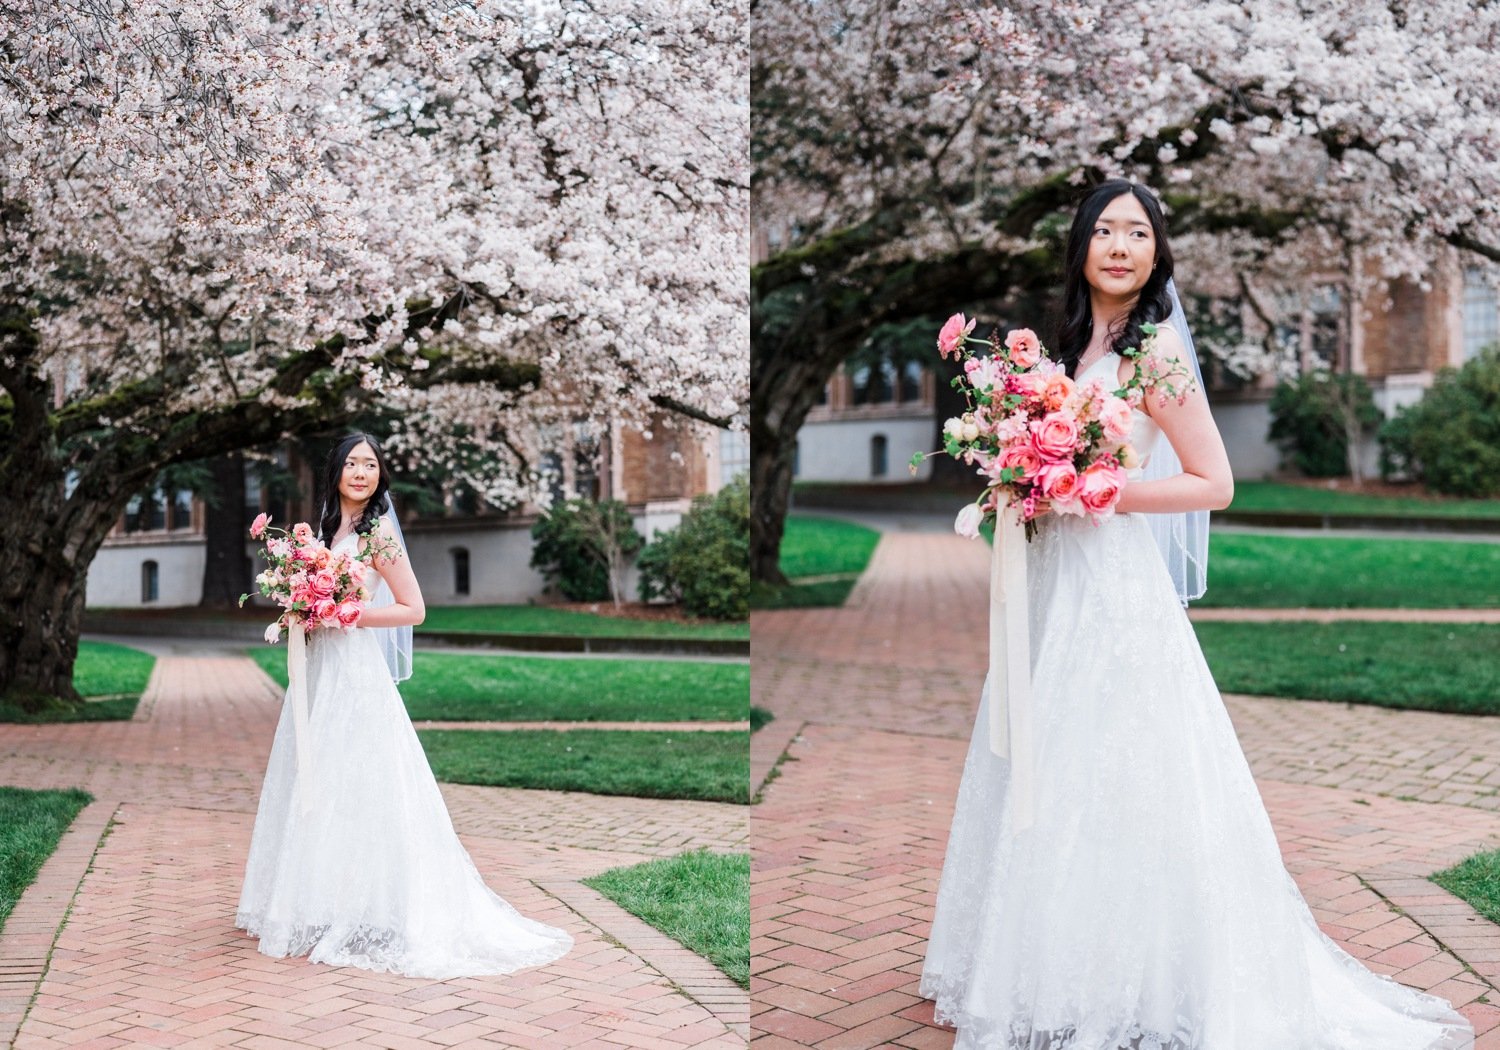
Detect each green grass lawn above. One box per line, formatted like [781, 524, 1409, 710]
[0, 641, 153, 723]
[777, 515, 881, 578]
[250, 648, 748, 723]
[750, 515, 880, 611]
[1433, 850, 1500, 926]
[584, 850, 749, 988]
[418, 604, 747, 640]
[1229, 480, 1500, 519]
[1201, 532, 1500, 608]
[0, 787, 92, 934]
[417, 729, 749, 803]
[1196, 621, 1500, 714]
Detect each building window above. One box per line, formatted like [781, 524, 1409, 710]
[719, 429, 749, 485]
[452, 548, 471, 596]
[171, 489, 193, 531]
[142, 560, 159, 603]
[898, 360, 924, 403]
[123, 489, 167, 533]
[851, 360, 898, 406]
[871, 434, 888, 477]
[1464, 268, 1499, 360]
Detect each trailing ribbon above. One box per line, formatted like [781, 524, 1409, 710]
[988, 501, 1035, 832]
[286, 621, 315, 816]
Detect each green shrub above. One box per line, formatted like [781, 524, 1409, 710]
[1267, 371, 1382, 478]
[1378, 346, 1500, 497]
[530, 499, 644, 602]
[638, 475, 749, 621]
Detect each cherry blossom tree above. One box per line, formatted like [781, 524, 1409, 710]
[0, 0, 747, 709]
[751, 0, 1500, 583]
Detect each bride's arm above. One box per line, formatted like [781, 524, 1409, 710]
[1112, 326, 1234, 515]
[356, 528, 426, 629]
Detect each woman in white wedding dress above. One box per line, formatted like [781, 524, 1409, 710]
[918, 181, 1473, 1049]
[237, 433, 573, 978]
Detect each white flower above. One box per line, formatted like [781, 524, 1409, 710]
[954, 503, 983, 540]
[264, 622, 282, 644]
[961, 422, 980, 442]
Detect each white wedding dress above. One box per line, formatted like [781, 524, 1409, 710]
[919, 351, 1473, 1049]
[236, 533, 573, 978]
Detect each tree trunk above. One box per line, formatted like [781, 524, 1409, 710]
[199, 451, 249, 608]
[0, 429, 141, 710]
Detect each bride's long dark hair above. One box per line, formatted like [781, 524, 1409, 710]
[1055, 179, 1176, 377]
[318, 432, 394, 545]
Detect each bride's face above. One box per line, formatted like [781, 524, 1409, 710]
[1084, 192, 1156, 300]
[339, 441, 381, 508]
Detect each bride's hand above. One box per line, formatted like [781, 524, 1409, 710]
[1030, 498, 1053, 517]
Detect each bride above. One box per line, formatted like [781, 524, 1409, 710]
[236, 432, 573, 978]
[918, 181, 1473, 1049]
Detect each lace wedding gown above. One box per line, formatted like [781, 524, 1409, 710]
[919, 351, 1473, 1049]
[236, 534, 573, 978]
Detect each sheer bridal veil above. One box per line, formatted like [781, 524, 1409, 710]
[1141, 278, 1210, 606]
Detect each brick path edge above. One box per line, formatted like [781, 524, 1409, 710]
[0, 798, 119, 1046]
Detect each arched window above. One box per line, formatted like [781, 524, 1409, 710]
[870, 434, 888, 477]
[452, 547, 471, 596]
[142, 561, 159, 603]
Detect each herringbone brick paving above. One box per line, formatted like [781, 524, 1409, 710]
[751, 529, 1500, 1048]
[0, 653, 748, 1049]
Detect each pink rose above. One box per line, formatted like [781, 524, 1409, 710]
[335, 602, 363, 629]
[937, 313, 977, 359]
[313, 597, 338, 623]
[1079, 461, 1127, 518]
[292, 522, 315, 545]
[308, 570, 337, 599]
[1005, 328, 1041, 368]
[1035, 461, 1083, 512]
[994, 442, 1042, 482]
[250, 512, 270, 539]
[1100, 397, 1134, 443]
[1030, 412, 1080, 461]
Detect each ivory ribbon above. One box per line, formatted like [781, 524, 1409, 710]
[286, 621, 315, 816]
[988, 502, 1035, 832]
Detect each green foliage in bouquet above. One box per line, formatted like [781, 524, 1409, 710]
[638, 475, 749, 621]
[1379, 346, 1500, 497]
[529, 498, 644, 602]
[1267, 372, 1381, 478]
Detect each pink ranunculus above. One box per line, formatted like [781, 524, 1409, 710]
[937, 313, 977, 359]
[1030, 412, 1081, 461]
[308, 570, 337, 599]
[1005, 328, 1042, 368]
[250, 512, 270, 539]
[313, 597, 338, 623]
[1079, 460, 1128, 518]
[292, 522, 315, 545]
[1041, 372, 1077, 412]
[1100, 396, 1135, 443]
[335, 602, 363, 629]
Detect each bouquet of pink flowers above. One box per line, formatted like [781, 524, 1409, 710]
[238, 513, 390, 642]
[911, 314, 1196, 538]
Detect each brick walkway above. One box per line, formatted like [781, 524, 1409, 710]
[0, 655, 748, 1049]
[751, 530, 1500, 1049]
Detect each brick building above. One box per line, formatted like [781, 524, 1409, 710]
[87, 418, 748, 609]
